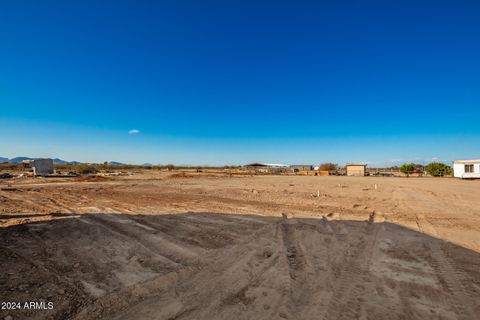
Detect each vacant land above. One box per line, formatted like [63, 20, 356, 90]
[1, 173, 480, 319]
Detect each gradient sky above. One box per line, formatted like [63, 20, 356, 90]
[1, 1, 479, 166]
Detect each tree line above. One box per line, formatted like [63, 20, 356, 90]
[399, 162, 452, 177]
[317, 162, 453, 177]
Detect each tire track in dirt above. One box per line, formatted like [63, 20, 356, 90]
[1, 244, 91, 320]
[279, 214, 318, 319]
[424, 242, 477, 320]
[320, 221, 380, 320]
[425, 254, 476, 316]
[128, 215, 243, 249]
[281, 214, 307, 283]
[441, 244, 480, 297]
[415, 214, 478, 319]
[111, 222, 282, 320]
[84, 215, 185, 267]
[1, 189, 76, 213]
[192, 222, 282, 315]
[73, 267, 198, 320]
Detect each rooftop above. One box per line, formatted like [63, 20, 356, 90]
[454, 160, 480, 163]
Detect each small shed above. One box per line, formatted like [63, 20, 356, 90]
[32, 159, 54, 176]
[453, 160, 480, 179]
[346, 164, 367, 177]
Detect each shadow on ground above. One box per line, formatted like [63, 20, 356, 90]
[1, 212, 480, 320]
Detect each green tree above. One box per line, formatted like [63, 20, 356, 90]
[426, 162, 452, 177]
[400, 163, 415, 175]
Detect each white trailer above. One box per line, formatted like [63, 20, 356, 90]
[453, 160, 480, 179]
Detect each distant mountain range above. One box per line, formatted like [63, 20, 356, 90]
[0, 157, 126, 165]
[0, 156, 81, 164]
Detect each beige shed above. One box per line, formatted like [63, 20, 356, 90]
[346, 164, 366, 177]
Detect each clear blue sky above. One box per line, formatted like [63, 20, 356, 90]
[1, 1, 479, 166]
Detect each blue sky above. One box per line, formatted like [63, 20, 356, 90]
[1, 1, 479, 166]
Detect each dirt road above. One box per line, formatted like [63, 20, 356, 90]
[1, 174, 480, 319]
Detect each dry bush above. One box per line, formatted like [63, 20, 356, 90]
[75, 164, 98, 175]
[167, 172, 195, 179]
[319, 163, 337, 171]
[0, 163, 23, 171]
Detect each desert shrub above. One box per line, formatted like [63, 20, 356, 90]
[76, 164, 98, 175]
[168, 172, 193, 178]
[319, 163, 337, 171]
[0, 163, 23, 171]
[427, 162, 452, 177]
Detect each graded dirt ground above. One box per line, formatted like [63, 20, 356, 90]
[1, 173, 480, 319]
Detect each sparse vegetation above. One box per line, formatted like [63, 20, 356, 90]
[0, 163, 23, 171]
[76, 164, 98, 175]
[319, 163, 337, 171]
[165, 164, 175, 171]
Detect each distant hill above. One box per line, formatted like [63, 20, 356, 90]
[108, 161, 125, 165]
[1, 157, 126, 165]
[8, 156, 33, 163]
[3, 156, 81, 164]
[52, 158, 69, 164]
[52, 158, 80, 164]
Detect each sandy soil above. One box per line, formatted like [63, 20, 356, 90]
[1, 173, 480, 319]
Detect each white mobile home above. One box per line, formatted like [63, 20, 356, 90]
[453, 160, 480, 179]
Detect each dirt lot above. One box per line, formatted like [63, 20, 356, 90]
[1, 173, 480, 319]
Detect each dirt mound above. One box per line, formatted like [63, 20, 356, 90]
[1, 213, 480, 320]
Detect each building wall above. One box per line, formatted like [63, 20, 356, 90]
[290, 166, 313, 173]
[33, 159, 54, 176]
[346, 165, 366, 177]
[297, 170, 318, 176]
[454, 162, 480, 178]
[453, 163, 464, 178]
